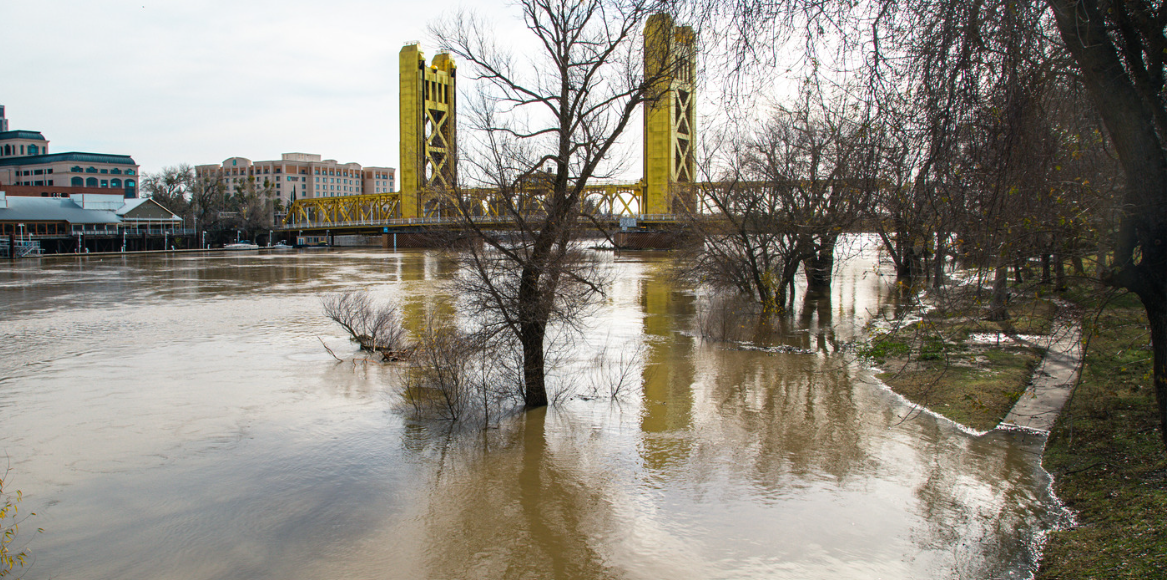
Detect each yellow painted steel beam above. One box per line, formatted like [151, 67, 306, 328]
[400, 44, 456, 220]
[283, 192, 402, 229]
[644, 14, 697, 215]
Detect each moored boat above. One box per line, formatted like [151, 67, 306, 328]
[224, 241, 260, 250]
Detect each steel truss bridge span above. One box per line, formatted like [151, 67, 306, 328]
[279, 182, 654, 234]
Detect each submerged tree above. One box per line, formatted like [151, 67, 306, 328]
[322, 290, 407, 354]
[688, 0, 1167, 446]
[431, 0, 676, 408]
[682, 88, 872, 312]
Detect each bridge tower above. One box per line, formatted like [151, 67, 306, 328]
[643, 14, 696, 215]
[400, 44, 457, 219]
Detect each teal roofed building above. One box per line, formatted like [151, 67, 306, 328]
[0, 106, 140, 198]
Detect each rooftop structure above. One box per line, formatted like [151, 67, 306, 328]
[195, 153, 394, 209]
[0, 106, 141, 198]
[0, 192, 180, 240]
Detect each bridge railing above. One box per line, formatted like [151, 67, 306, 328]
[278, 212, 686, 232]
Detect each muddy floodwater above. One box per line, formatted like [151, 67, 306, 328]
[0, 239, 1066, 579]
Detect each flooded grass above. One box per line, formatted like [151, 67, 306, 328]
[1037, 291, 1167, 579]
[875, 348, 1038, 431]
[861, 285, 1053, 431]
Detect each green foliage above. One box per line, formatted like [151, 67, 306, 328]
[0, 471, 38, 578]
[857, 334, 910, 362]
[918, 336, 948, 361]
[864, 284, 1052, 431]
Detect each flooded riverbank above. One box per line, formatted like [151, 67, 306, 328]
[0, 241, 1066, 579]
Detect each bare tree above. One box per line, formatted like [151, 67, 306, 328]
[431, 0, 674, 408]
[141, 164, 194, 219]
[402, 307, 520, 424]
[322, 290, 407, 354]
[680, 88, 873, 312]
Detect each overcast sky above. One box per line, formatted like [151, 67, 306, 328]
[3, 0, 535, 177]
[5, 1, 804, 184]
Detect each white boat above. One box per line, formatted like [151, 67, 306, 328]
[224, 241, 260, 250]
[270, 241, 293, 250]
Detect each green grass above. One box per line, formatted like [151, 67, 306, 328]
[1036, 292, 1167, 579]
[860, 285, 1053, 431]
[862, 278, 1167, 576]
[876, 348, 1038, 431]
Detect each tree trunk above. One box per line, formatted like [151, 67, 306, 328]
[1054, 251, 1067, 292]
[519, 264, 549, 408]
[1046, 0, 1167, 448]
[932, 232, 947, 290]
[521, 319, 548, 408]
[1145, 295, 1167, 448]
[804, 244, 835, 295]
[987, 263, 1010, 321]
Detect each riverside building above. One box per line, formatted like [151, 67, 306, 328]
[0, 106, 141, 198]
[195, 153, 395, 209]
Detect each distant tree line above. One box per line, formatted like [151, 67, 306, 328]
[140, 163, 281, 244]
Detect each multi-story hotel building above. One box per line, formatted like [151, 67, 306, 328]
[195, 153, 395, 208]
[0, 106, 141, 198]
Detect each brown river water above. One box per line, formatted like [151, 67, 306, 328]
[0, 239, 1067, 579]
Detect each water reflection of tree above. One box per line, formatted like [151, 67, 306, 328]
[640, 258, 874, 483]
[906, 423, 1065, 578]
[694, 350, 872, 485]
[696, 292, 842, 353]
[404, 411, 620, 578]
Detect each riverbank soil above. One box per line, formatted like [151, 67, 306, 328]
[1036, 291, 1167, 579]
[862, 286, 1054, 431]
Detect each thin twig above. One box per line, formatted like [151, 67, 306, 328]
[318, 336, 343, 362]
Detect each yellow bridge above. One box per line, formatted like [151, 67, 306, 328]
[279, 183, 692, 234]
[278, 14, 696, 237]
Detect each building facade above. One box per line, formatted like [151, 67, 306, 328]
[195, 153, 395, 209]
[0, 106, 141, 198]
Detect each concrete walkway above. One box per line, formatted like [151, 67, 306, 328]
[1001, 312, 1083, 433]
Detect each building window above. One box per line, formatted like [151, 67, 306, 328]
[111, 168, 122, 175]
[86, 167, 98, 173]
[126, 169, 134, 175]
[72, 177, 83, 186]
[126, 179, 135, 188]
[28, 145, 39, 155]
[100, 169, 108, 174]
[71, 166, 82, 172]
[86, 177, 98, 187]
[101, 180, 108, 187]
[111, 179, 121, 187]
